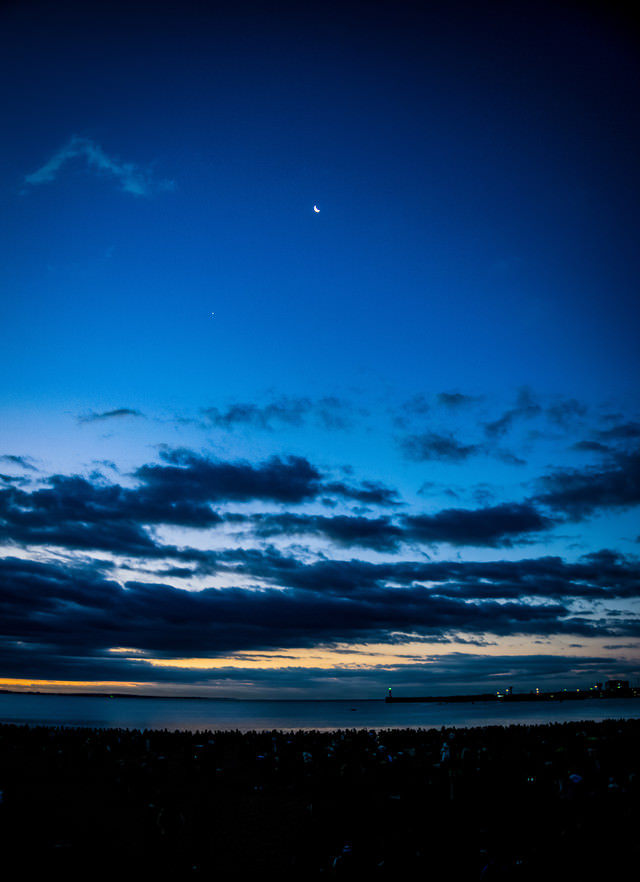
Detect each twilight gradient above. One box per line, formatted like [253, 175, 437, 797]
[1, 0, 639, 698]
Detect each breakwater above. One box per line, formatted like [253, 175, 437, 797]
[386, 687, 639, 703]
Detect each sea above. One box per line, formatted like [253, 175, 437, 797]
[2, 692, 640, 733]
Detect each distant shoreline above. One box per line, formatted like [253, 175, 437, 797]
[386, 688, 639, 704]
[0, 690, 217, 701]
[3, 687, 638, 704]
[0, 690, 382, 702]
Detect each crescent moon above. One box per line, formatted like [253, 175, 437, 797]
[313, 205, 320, 213]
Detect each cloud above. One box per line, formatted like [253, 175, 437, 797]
[0, 451, 404, 558]
[1, 451, 328, 553]
[570, 420, 640, 458]
[494, 449, 527, 466]
[594, 421, 640, 446]
[398, 429, 527, 467]
[2, 631, 636, 696]
[436, 391, 480, 409]
[323, 479, 401, 508]
[136, 450, 323, 505]
[137, 446, 399, 514]
[396, 392, 603, 467]
[546, 397, 588, 428]
[10, 439, 639, 573]
[3, 441, 638, 569]
[1, 550, 638, 683]
[78, 408, 145, 424]
[203, 399, 310, 430]
[248, 512, 405, 551]
[399, 430, 481, 462]
[404, 502, 553, 547]
[397, 394, 430, 417]
[484, 386, 542, 438]
[534, 448, 640, 519]
[23, 136, 174, 197]
[2, 430, 639, 692]
[314, 396, 355, 430]
[0, 476, 182, 554]
[0, 454, 38, 471]
[0, 470, 225, 555]
[572, 440, 610, 454]
[225, 548, 640, 607]
[202, 395, 353, 431]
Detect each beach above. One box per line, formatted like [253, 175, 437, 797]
[0, 718, 638, 880]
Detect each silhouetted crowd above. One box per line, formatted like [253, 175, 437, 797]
[1, 718, 638, 879]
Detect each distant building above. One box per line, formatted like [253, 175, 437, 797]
[605, 680, 630, 693]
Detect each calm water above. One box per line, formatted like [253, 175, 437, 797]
[2, 692, 640, 732]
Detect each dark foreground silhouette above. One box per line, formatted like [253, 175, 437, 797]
[1, 718, 638, 880]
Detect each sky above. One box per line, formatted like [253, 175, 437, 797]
[1, 0, 639, 699]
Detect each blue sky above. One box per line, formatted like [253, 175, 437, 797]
[1, 0, 639, 698]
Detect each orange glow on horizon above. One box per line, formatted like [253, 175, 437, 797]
[0, 678, 143, 692]
[1, 635, 629, 694]
[140, 635, 622, 671]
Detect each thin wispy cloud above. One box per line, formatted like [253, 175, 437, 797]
[23, 136, 175, 197]
[484, 387, 542, 438]
[201, 395, 354, 432]
[0, 454, 38, 471]
[436, 392, 481, 409]
[399, 430, 482, 462]
[77, 408, 145, 424]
